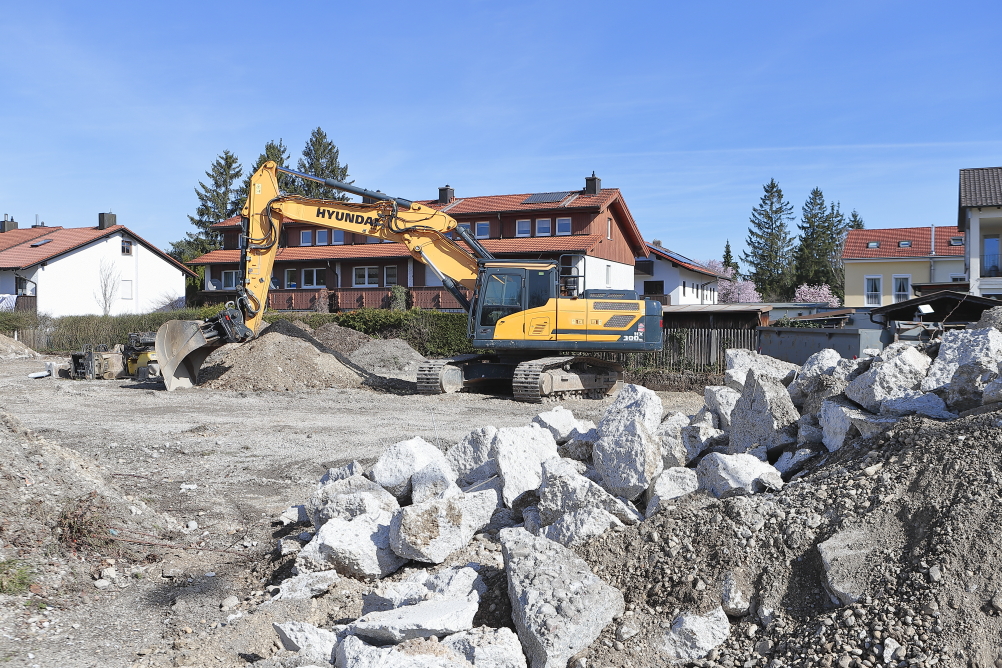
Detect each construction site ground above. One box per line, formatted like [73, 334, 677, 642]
[0, 356, 702, 668]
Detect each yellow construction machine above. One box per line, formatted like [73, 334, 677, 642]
[155, 162, 663, 401]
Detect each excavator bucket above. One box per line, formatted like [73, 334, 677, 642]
[155, 320, 222, 391]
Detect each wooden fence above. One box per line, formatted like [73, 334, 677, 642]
[599, 327, 759, 372]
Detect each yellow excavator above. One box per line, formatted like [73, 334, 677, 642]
[155, 162, 663, 402]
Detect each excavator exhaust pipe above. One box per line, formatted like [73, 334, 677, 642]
[155, 320, 222, 391]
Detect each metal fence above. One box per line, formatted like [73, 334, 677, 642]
[599, 327, 759, 372]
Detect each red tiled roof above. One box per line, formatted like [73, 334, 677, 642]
[419, 190, 619, 215]
[647, 244, 724, 278]
[0, 226, 58, 251]
[0, 225, 196, 276]
[187, 235, 606, 266]
[843, 226, 964, 260]
[210, 215, 243, 230]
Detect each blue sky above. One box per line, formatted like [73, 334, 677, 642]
[2, 0, 1000, 266]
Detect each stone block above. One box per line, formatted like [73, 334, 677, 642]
[313, 509, 407, 580]
[272, 621, 338, 661]
[389, 491, 497, 564]
[318, 461, 363, 488]
[819, 397, 863, 452]
[944, 361, 998, 413]
[347, 596, 480, 644]
[411, 459, 461, 505]
[720, 571, 752, 616]
[656, 411, 691, 468]
[796, 414, 823, 446]
[593, 418, 663, 501]
[879, 390, 954, 419]
[696, 453, 783, 498]
[441, 626, 527, 668]
[704, 385, 741, 430]
[818, 528, 876, 605]
[559, 426, 598, 462]
[448, 426, 500, 487]
[495, 426, 560, 508]
[542, 507, 624, 547]
[661, 606, 730, 663]
[923, 327, 1002, 392]
[727, 370, 800, 455]
[373, 437, 451, 500]
[532, 406, 595, 445]
[597, 383, 663, 435]
[308, 474, 400, 530]
[645, 467, 699, 518]
[725, 349, 800, 387]
[538, 458, 641, 526]
[270, 571, 340, 601]
[501, 528, 624, 668]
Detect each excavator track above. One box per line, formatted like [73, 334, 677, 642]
[512, 356, 623, 403]
[416, 357, 479, 395]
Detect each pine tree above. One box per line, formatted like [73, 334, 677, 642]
[722, 240, 739, 275]
[241, 139, 295, 202]
[741, 179, 795, 299]
[168, 150, 244, 263]
[848, 209, 864, 229]
[294, 127, 350, 201]
[793, 188, 829, 287]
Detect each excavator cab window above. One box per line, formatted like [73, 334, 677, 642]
[527, 269, 555, 309]
[479, 273, 523, 326]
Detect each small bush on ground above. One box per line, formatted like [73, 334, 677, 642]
[0, 559, 32, 594]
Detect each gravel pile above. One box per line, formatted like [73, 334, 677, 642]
[0, 332, 38, 360]
[200, 319, 362, 391]
[348, 338, 426, 373]
[313, 322, 374, 356]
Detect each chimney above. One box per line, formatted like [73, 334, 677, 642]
[1, 214, 16, 233]
[32, 214, 45, 228]
[438, 185, 455, 204]
[98, 212, 117, 230]
[584, 172, 601, 195]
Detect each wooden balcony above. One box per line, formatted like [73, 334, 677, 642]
[262, 286, 471, 312]
[14, 295, 37, 313]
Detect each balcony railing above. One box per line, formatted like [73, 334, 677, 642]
[256, 286, 472, 312]
[982, 254, 1001, 277]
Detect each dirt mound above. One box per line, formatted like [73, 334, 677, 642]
[348, 338, 426, 373]
[291, 319, 314, 334]
[0, 412, 169, 559]
[312, 321, 373, 355]
[0, 332, 38, 360]
[201, 319, 362, 391]
[574, 413, 1002, 666]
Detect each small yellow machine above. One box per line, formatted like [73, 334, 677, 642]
[69, 332, 160, 381]
[156, 162, 663, 401]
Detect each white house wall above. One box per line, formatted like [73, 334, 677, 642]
[636, 255, 718, 305]
[33, 232, 186, 316]
[580, 256, 633, 290]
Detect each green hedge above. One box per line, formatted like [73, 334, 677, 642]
[264, 309, 473, 357]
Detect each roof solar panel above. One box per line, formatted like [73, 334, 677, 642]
[522, 191, 572, 204]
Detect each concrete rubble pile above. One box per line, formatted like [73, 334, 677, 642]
[262, 327, 1002, 667]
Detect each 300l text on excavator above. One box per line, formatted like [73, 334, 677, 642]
[155, 162, 664, 402]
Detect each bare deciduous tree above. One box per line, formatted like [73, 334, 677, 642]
[95, 258, 120, 316]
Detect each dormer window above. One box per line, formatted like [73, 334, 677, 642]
[949, 237, 964, 246]
[866, 241, 880, 249]
[898, 240, 912, 248]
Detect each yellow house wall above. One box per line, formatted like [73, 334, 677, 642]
[844, 260, 930, 308]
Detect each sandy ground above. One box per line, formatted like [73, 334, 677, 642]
[0, 356, 702, 668]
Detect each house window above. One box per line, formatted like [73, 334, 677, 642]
[367, 235, 381, 243]
[121, 279, 133, 299]
[316, 230, 329, 245]
[354, 266, 379, 287]
[893, 275, 911, 302]
[285, 268, 298, 289]
[122, 239, 133, 255]
[865, 276, 882, 306]
[300, 230, 312, 246]
[516, 220, 531, 237]
[556, 218, 572, 236]
[475, 221, 490, 239]
[222, 270, 239, 290]
[949, 237, 964, 246]
[607, 218, 612, 240]
[643, 280, 664, 296]
[866, 241, 880, 249]
[303, 268, 326, 288]
[385, 266, 398, 286]
[898, 240, 912, 248]
[683, 281, 686, 296]
[332, 230, 345, 244]
[605, 265, 612, 287]
[950, 274, 966, 282]
[270, 274, 280, 289]
[15, 276, 29, 296]
[536, 219, 551, 236]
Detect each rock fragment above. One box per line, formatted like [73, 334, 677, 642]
[542, 507, 624, 547]
[532, 406, 595, 444]
[661, 606, 730, 663]
[724, 349, 799, 391]
[818, 528, 876, 605]
[703, 385, 741, 430]
[441, 626, 527, 668]
[721, 571, 752, 616]
[270, 571, 340, 601]
[597, 383, 662, 435]
[819, 397, 863, 452]
[272, 621, 338, 662]
[309, 474, 400, 529]
[879, 391, 955, 419]
[655, 411, 691, 467]
[845, 346, 930, 413]
[593, 418, 663, 501]
[448, 426, 499, 486]
[495, 427, 559, 508]
[411, 459, 461, 505]
[537, 458, 641, 526]
[373, 437, 451, 500]
[696, 453, 783, 498]
[501, 527, 624, 668]
[311, 509, 407, 579]
[645, 467, 699, 517]
[727, 370, 800, 455]
[389, 491, 497, 563]
[944, 360, 998, 412]
[923, 327, 1002, 391]
[347, 596, 480, 644]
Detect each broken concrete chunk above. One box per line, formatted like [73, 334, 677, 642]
[279, 505, 310, 526]
[532, 406, 595, 445]
[270, 571, 340, 601]
[704, 385, 741, 430]
[598, 383, 663, 435]
[984, 377, 1002, 405]
[944, 361, 999, 413]
[819, 397, 867, 452]
[318, 461, 363, 488]
[818, 528, 876, 605]
[799, 373, 851, 417]
[696, 453, 783, 498]
[593, 418, 663, 501]
[273, 621, 339, 662]
[845, 344, 929, 412]
[542, 507, 624, 547]
[725, 349, 800, 388]
[373, 437, 451, 500]
[308, 474, 400, 530]
[923, 327, 1002, 392]
[645, 467, 699, 518]
[313, 509, 407, 580]
[559, 426, 598, 462]
[720, 571, 752, 616]
[680, 422, 728, 463]
[773, 447, 821, 477]
[425, 564, 486, 600]
[849, 412, 899, 440]
[337, 634, 472, 668]
[441, 626, 527, 668]
[727, 369, 800, 455]
[347, 596, 480, 644]
[448, 426, 499, 486]
[788, 349, 842, 404]
[411, 459, 461, 505]
[879, 390, 955, 419]
[656, 411, 691, 468]
[538, 458, 641, 526]
[496, 431, 557, 509]
[362, 580, 432, 614]
[501, 527, 625, 668]
[796, 414, 823, 446]
[661, 606, 730, 663]
[389, 491, 497, 564]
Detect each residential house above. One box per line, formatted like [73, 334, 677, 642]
[633, 243, 722, 305]
[0, 213, 194, 316]
[842, 225, 965, 308]
[958, 166, 1002, 298]
[188, 173, 650, 310]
